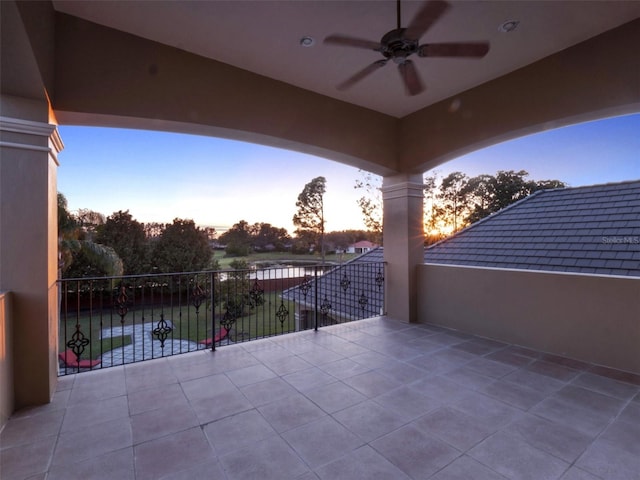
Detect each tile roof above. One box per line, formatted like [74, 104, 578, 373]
[281, 249, 385, 320]
[425, 180, 640, 277]
[349, 240, 378, 248]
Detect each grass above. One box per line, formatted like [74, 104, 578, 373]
[213, 250, 357, 269]
[59, 314, 134, 360]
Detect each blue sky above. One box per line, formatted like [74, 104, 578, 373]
[58, 112, 639, 233]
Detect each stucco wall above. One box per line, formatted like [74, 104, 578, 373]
[0, 291, 13, 430]
[417, 264, 640, 374]
[1, 94, 61, 409]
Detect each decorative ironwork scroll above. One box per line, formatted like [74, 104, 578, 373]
[276, 301, 289, 326]
[358, 291, 369, 312]
[375, 269, 384, 290]
[152, 314, 173, 349]
[300, 276, 312, 298]
[340, 273, 351, 293]
[320, 296, 332, 317]
[221, 307, 237, 333]
[115, 285, 128, 322]
[66, 324, 90, 360]
[249, 279, 265, 306]
[191, 282, 206, 313]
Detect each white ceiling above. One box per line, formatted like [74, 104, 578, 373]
[52, 0, 640, 118]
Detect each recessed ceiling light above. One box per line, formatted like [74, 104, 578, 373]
[300, 36, 315, 47]
[499, 20, 520, 33]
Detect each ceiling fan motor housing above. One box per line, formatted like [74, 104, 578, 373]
[381, 28, 419, 64]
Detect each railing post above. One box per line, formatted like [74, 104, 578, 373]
[210, 271, 216, 352]
[314, 265, 318, 331]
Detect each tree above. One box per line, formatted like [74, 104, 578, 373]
[75, 208, 105, 239]
[533, 179, 567, 191]
[423, 172, 441, 241]
[435, 171, 470, 232]
[57, 193, 123, 278]
[463, 174, 497, 224]
[219, 220, 253, 256]
[490, 170, 534, 211]
[96, 210, 150, 275]
[354, 170, 383, 243]
[144, 222, 165, 239]
[203, 226, 217, 242]
[251, 223, 291, 251]
[58, 192, 78, 273]
[465, 171, 566, 224]
[152, 218, 212, 273]
[293, 176, 327, 263]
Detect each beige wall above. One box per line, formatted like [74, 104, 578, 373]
[0, 291, 13, 430]
[0, 94, 61, 409]
[417, 264, 640, 374]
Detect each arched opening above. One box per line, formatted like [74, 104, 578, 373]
[3, 0, 639, 415]
[423, 113, 640, 238]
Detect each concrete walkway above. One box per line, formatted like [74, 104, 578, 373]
[100, 321, 204, 367]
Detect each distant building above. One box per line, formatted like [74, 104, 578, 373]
[346, 240, 378, 254]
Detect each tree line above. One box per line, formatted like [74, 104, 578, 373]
[219, 219, 376, 258]
[59, 196, 215, 278]
[59, 169, 564, 278]
[58, 181, 375, 278]
[355, 169, 566, 243]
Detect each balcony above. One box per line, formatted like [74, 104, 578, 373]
[2, 316, 638, 480]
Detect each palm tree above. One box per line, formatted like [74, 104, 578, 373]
[58, 193, 123, 278]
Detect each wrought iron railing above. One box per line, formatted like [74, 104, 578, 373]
[57, 261, 385, 375]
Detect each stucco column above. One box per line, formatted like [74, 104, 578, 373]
[0, 95, 62, 408]
[382, 173, 424, 323]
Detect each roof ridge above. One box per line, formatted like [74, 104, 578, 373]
[547, 178, 640, 192]
[344, 246, 382, 263]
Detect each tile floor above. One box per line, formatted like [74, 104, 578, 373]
[1, 317, 639, 480]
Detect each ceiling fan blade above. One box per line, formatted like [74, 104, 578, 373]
[418, 42, 490, 58]
[337, 60, 387, 91]
[324, 34, 381, 51]
[404, 0, 450, 41]
[398, 60, 424, 96]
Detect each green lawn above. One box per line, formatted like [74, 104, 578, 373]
[213, 250, 357, 269]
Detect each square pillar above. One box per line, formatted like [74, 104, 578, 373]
[1, 95, 62, 409]
[382, 174, 424, 323]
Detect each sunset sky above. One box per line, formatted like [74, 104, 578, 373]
[58, 112, 639, 233]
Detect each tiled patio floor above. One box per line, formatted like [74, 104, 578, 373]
[2, 317, 639, 480]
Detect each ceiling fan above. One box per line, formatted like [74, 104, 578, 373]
[324, 0, 490, 96]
